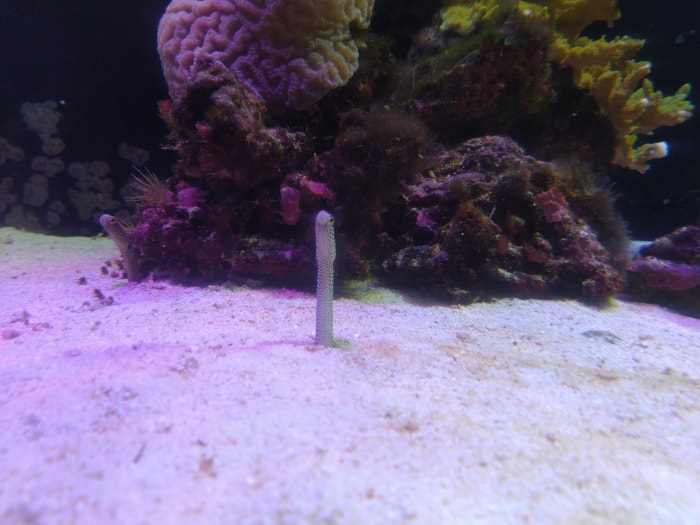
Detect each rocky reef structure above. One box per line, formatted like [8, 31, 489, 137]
[122, 0, 696, 303]
[382, 136, 626, 301]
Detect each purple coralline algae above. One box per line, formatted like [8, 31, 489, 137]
[628, 226, 700, 292]
[382, 136, 625, 301]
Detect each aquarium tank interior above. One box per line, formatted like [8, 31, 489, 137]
[1, 1, 700, 523]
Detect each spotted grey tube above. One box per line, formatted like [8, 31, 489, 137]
[100, 214, 141, 282]
[315, 211, 336, 346]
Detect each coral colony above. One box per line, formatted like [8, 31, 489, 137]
[6, 1, 698, 305]
[131, 0, 695, 301]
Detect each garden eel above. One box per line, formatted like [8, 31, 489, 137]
[99, 214, 141, 282]
[315, 211, 336, 346]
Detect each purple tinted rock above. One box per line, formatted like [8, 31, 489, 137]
[627, 257, 700, 291]
[279, 187, 302, 226]
[639, 225, 700, 263]
[382, 136, 626, 300]
[627, 226, 700, 292]
[177, 186, 206, 210]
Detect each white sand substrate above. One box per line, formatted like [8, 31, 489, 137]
[1, 227, 699, 524]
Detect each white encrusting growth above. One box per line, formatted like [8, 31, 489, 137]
[315, 211, 336, 346]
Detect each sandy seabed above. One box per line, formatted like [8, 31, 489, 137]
[1, 226, 699, 525]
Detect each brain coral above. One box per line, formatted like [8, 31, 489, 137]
[157, 0, 375, 112]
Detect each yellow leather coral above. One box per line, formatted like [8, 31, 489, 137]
[451, 0, 695, 173]
[550, 5, 694, 173]
[519, 0, 619, 39]
[547, 27, 694, 172]
[439, 0, 517, 35]
[441, 0, 617, 38]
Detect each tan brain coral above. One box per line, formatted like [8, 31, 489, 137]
[157, 0, 375, 111]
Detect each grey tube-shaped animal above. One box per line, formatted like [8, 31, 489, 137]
[99, 214, 141, 282]
[315, 211, 336, 346]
